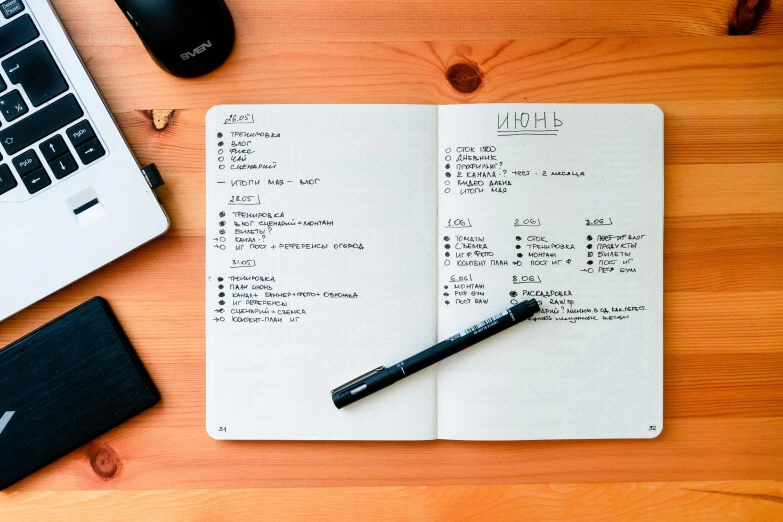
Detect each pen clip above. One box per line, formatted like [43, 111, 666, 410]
[331, 366, 386, 395]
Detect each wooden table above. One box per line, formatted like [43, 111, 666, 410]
[2, 0, 782, 519]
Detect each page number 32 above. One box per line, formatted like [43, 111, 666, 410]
[649, 425, 657, 431]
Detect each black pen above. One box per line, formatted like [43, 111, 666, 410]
[331, 299, 540, 408]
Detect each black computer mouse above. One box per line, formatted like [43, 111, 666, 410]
[115, 0, 235, 78]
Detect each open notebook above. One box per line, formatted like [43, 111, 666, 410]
[206, 103, 663, 440]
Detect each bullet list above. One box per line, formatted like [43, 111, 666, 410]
[587, 235, 593, 265]
[215, 207, 227, 314]
[217, 133, 225, 169]
[444, 148, 451, 193]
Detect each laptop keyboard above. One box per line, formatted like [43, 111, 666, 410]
[0, 0, 106, 198]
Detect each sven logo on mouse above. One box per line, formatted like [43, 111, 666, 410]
[181, 40, 212, 61]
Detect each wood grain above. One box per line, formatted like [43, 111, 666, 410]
[2, 482, 783, 521]
[1, 417, 780, 490]
[76, 37, 783, 111]
[1, 0, 782, 518]
[51, 0, 783, 44]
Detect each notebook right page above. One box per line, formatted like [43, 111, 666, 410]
[436, 104, 663, 440]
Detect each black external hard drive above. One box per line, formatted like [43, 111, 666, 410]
[0, 297, 159, 490]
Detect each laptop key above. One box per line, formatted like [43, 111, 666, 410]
[0, 89, 27, 121]
[39, 134, 68, 161]
[0, 164, 16, 195]
[20, 167, 49, 194]
[11, 148, 38, 175]
[0, 14, 38, 58]
[49, 151, 78, 179]
[0, 93, 83, 155]
[3, 41, 68, 107]
[76, 138, 105, 165]
[66, 120, 95, 147]
[0, 0, 24, 19]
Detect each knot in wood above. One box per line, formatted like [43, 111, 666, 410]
[446, 62, 482, 94]
[150, 109, 176, 131]
[88, 442, 121, 480]
[728, 0, 770, 35]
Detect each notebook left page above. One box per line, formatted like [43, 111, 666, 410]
[206, 105, 438, 440]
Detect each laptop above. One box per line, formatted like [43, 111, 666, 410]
[0, 0, 169, 321]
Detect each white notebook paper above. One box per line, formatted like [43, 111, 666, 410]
[206, 103, 663, 440]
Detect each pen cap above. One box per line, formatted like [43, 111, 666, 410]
[510, 299, 540, 321]
[331, 367, 396, 409]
